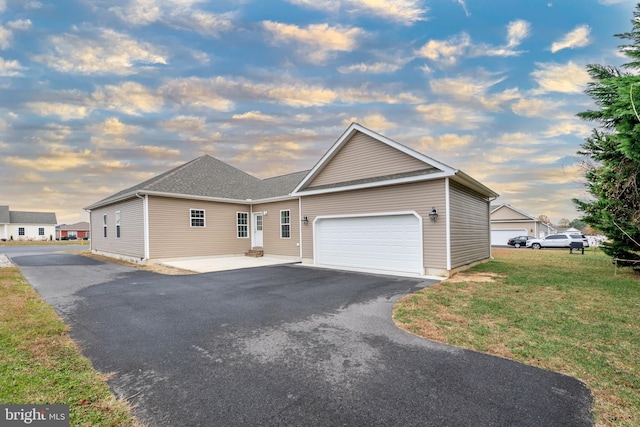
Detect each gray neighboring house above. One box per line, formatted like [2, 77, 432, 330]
[490, 203, 556, 245]
[0, 205, 57, 241]
[86, 123, 499, 277]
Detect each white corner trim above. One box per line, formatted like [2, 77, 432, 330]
[143, 194, 150, 260]
[445, 177, 451, 271]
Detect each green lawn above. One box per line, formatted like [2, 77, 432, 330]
[0, 266, 140, 426]
[393, 247, 640, 427]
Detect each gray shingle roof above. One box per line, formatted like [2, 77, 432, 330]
[87, 155, 307, 209]
[0, 206, 9, 223]
[56, 221, 90, 231]
[9, 211, 57, 224]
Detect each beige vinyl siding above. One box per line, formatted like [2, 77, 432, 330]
[147, 196, 250, 259]
[449, 180, 490, 268]
[90, 197, 144, 258]
[308, 131, 433, 188]
[301, 180, 447, 272]
[251, 199, 300, 257]
[492, 222, 535, 232]
[491, 205, 531, 221]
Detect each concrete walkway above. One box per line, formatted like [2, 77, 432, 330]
[0, 254, 12, 268]
[160, 255, 299, 273]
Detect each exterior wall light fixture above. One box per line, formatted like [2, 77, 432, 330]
[429, 208, 438, 222]
[302, 216, 309, 225]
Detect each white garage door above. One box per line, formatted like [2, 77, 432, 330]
[315, 214, 422, 274]
[491, 229, 526, 246]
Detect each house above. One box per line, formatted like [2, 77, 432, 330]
[490, 203, 556, 245]
[56, 221, 90, 240]
[85, 123, 499, 277]
[0, 205, 57, 241]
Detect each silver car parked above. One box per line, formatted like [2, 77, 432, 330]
[526, 233, 590, 249]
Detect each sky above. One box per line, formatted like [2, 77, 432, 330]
[0, 0, 636, 225]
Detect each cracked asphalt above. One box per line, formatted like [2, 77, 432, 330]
[8, 250, 593, 426]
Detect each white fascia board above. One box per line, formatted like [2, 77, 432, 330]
[292, 123, 458, 194]
[292, 170, 455, 197]
[451, 171, 499, 199]
[249, 195, 299, 204]
[490, 204, 536, 220]
[136, 191, 252, 205]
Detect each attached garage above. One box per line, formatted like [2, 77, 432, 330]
[314, 213, 423, 274]
[491, 229, 526, 246]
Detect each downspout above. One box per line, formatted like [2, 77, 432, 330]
[488, 195, 499, 259]
[298, 197, 303, 259]
[135, 193, 150, 260]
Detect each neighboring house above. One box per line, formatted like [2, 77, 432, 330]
[0, 205, 57, 241]
[490, 203, 556, 245]
[56, 221, 90, 240]
[85, 123, 499, 277]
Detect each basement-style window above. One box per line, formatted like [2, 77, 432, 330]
[237, 212, 248, 238]
[103, 214, 107, 237]
[115, 211, 121, 238]
[190, 209, 205, 227]
[280, 210, 291, 239]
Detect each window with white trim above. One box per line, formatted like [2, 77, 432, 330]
[115, 211, 121, 238]
[280, 210, 291, 239]
[18, 227, 25, 236]
[39, 227, 45, 236]
[190, 209, 205, 227]
[237, 212, 248, 238]
[103, 214, 107, 237]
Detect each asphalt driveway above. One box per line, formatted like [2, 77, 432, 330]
[10, 252, 593, 426]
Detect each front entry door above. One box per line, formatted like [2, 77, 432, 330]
[252, 213, 263, 247]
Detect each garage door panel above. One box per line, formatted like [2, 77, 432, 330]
[491, 229, 526, 246]
[315, 214, 422, 274]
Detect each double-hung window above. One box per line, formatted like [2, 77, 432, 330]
[39, 227, 45, 236]
[280, 210, 291, 239]
[103, 214, 107, 237]
[18, 227, 25, 236]
[115, 211, 121, 238]
[237, 212, 248, 238]
[190, 209, 205, 227]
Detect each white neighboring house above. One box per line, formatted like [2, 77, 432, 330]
[0, 205, 57, 241]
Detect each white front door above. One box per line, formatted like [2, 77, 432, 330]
[252, 213, 263, 247]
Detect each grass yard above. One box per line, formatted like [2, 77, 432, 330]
[393, 247, 640, 427]
[0, 266, 140, 426]
[0, 240, 86, 246]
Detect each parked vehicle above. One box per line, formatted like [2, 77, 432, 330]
[507, 236, 533, 248]
[526, 233, 590, 249]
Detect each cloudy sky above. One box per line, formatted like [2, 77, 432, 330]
[0, 0, 634, 224]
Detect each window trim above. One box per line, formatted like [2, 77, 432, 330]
[115, 211, 121, 239]
[280, 209, 291, 239]
[237, 212, 248, 238]
[190, 209, 206, 228]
